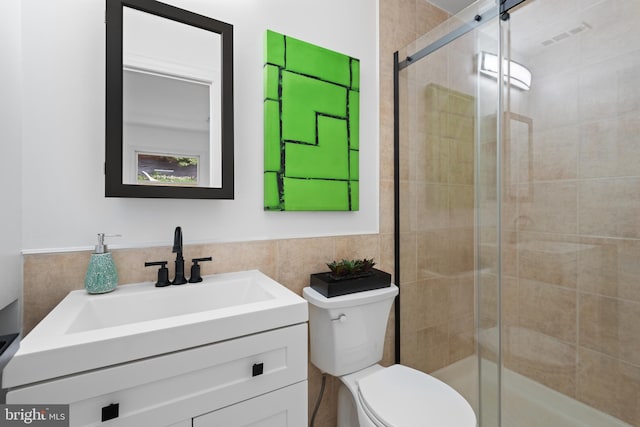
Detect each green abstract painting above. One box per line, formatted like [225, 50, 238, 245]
[264, 30, 360, 211]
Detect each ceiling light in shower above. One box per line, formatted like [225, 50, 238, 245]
[479, 51, 532, 91]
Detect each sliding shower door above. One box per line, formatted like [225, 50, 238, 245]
[395, 1, 501, 425]
[500, 0, 640, 425]
[396, 0, 640, 426]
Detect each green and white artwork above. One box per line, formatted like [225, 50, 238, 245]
[264, 30, 360, 211]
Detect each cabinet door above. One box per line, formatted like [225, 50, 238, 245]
[193, 381, 307, 427]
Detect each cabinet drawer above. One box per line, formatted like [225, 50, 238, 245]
[7, 324, 307, 427]
[193, 381, 307, 427]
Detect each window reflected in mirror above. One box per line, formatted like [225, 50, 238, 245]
[136, 152, 200, 186]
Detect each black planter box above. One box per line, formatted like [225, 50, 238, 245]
[310, 268, 392, 298]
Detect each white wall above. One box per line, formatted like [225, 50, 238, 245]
[21, 0, 379, 252]
[0, 0, 23, 310]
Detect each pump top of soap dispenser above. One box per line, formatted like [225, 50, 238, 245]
[95, 233, 107, 253]
[94, 233, 121, 253]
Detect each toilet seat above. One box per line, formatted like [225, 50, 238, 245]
[357, 365, 476, 427]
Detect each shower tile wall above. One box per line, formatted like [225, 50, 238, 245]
[400, 83, 476, 373]
[500, 1, 640, 424]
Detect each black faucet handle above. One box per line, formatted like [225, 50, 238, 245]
[144, 261, 170, 287]
[188, 257, 212, 283]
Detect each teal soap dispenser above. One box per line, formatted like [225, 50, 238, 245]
[85, 233, 119, 294]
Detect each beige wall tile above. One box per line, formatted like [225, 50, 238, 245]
[502, 277, 519, 329]
[518, 279, 577, 343]
[503, 326, 576, 397]
[417, 229, 449, 278]
[447, 227, 474, 275]
[401, 278, 449, 331]
[617, 50, 640, 114]
[477, 272, 499, 329]
[418, 322, 449, 372]
[449, 184, 473, 228]
[577, 237, 640, 303]
[417, 133, 450, 184]
[416, 183, 449, 230]
[518, 182, 578, 234]
[114, 246, 171, 284]
[579, 115, 640, 179]
[579, 293, 640, 366]
[449, 313, 474, 364]
[383, 308, 397, 366]
[379, 127, 395, 183]
[415, 1, 448, 37]
[334, 235, 380, 264]
[276, 237, 335, 295]
[501, 231, 517, 278]
[399, 180, 417, 233]
[23, 252, 90, 333]
[424, 278, 451, 328]
[400, 281, 425, 331]
[399, 232, 418, 283]
[578, 178, 640, 239]
[517, 237, 578, 289]
[531, 126, 578, 181]
[191, 241, 277, 278]
[379, 179, 395, 235]
[528, 67, 579, 130]
[578, 58, 619, 122]
[378, 233, 396, 282]
[416, 55, 449, 96]
[448, 275, 474, 320]
[577, 348, 640, 426]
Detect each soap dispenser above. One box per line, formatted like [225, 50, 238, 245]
[85, 233, 119, 294]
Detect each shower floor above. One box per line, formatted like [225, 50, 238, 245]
[432, 355, 632, 427]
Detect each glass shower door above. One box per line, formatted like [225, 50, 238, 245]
[395, 1, 501, 425]
[499, 0, 640, 425]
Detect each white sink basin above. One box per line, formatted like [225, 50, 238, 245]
[3, 270, 307, 388]
[66, 273, 276, 333]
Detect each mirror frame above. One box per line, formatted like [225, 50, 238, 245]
[106, 0, 234, 199]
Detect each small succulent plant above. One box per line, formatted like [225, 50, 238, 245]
[327, 258, 376, 278]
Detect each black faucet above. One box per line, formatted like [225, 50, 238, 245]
[172, 226, 187, 285]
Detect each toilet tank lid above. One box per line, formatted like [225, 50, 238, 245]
[358, 365, 476, 427]
[302, 284, 398, 309]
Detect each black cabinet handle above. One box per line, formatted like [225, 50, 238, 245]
[252, 362, 264, 377]
[101, 403, 119, 422]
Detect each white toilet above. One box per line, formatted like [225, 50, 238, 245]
[303, 284, 477, 427]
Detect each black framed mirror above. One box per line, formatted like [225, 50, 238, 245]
[106, 0, 234, 199]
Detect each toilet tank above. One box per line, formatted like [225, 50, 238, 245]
[303, 284, 398, 377]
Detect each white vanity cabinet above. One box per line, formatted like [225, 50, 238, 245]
[6, 323, 308, 426]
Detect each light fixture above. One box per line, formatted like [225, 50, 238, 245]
[479, 51, 532, 91]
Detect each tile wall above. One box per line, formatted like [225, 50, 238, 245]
[499, 1, 640, 424]
[399, 83, 476, 373]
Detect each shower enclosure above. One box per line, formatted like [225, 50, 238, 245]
[394, 0, 640, 426]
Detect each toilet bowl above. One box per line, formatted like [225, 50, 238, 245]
[303, 284, 476, 427]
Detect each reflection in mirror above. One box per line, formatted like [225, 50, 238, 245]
[122, 6, 220, 188]
[106, 0, 233, 199]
